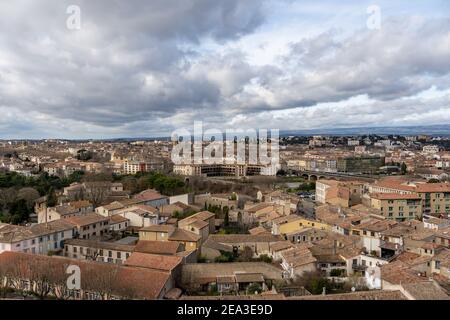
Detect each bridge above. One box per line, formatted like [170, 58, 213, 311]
[289, 170, 379, 182]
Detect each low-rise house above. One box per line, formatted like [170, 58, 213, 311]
[178, 211, 215, 243]
[316, 180, 364, 208]
[285, 228, 329, 244]
[109, 215, 130, 233]
[431, 249, 450, 278]
[159, 202, 191, 216]
[279, 245, 317, 279]
[423, 215, 450, 230]
[38, 201, 94, 223]
[272, 215, 331, 236]
[138, 225, 201, 252]
[133, 189, 169, 208]
[64, 239, 134, 264]
[380, 260, 428, 290]
[245, 203, 281, 219]
[269, 241, 295, 261]
[264, 190, 299, 213]
[352, 219, 397, 256]
[114, 205, 160, 228]
[435, 227, 450, 248]
[347, 253, 389, 289]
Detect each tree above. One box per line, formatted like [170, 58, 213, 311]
[247, 283, 262, 295]
[17, 187, 40, 210]
[121, 176, 138, 194]
[400, 162, 407, 175]
[223, 206, 230, 226]
[84, 183, 109, 207]
[46, 187, 57, 207]
[214, 251, 235, 263]
[258, 254, 273, 263]
[293, 271, 332, 295]
[9, 199, 30, 224]
[83, 264, 121, 300]
[238, 246, 254, 262]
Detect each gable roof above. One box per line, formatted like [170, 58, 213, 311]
[124, 252, 183, 272]
[134, 240, 182, 255]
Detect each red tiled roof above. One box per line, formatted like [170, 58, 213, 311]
[0, 251, 170, 299]
[124, 252, 182, 272]
[134, 240, 182, 255]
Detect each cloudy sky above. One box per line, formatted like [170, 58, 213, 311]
[0, 0, 449, 139]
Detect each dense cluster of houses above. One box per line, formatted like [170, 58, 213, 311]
[0, 174, 449, 300]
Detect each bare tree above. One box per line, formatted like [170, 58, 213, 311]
[28, 258, 56, 299]
[82, 264, 121, 300]
[0, 187, 17, 208]
[84, 183, 109, 207]
[17, 187, 40, 210]
[52, 263, 75, 300]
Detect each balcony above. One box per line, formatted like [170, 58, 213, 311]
[352, 264, 367, 271]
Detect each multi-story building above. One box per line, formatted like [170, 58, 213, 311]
[64, 239, 134, 264]
[423, 145, 440, 154]
[38, 201, 94, 224]
[316, 180, 364, 207]
[64, 213, 110, 240]
[369, 179, 450, 216]
[0, 220, 75, 255]
[369, 193, 423, 221]
[336, 156, 385, 174]
[173, 163, 279, 177]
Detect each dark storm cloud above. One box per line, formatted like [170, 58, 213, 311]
[0, 1, 449, 138]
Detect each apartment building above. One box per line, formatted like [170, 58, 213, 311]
[173, 163, 279, 177]
[336, 156, 385, 174]
[64, 213, 110, 240]
[369, 179, 450, 216]
[369, 193, 423, 221]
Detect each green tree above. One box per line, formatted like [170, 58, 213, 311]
[223, 206, 230, 226]
[246, 283, 262, 295]
[400, 162, 407, 175]
[46, 187, 57, 207]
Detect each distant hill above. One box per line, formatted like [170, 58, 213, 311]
[279, 124, 450, 137]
